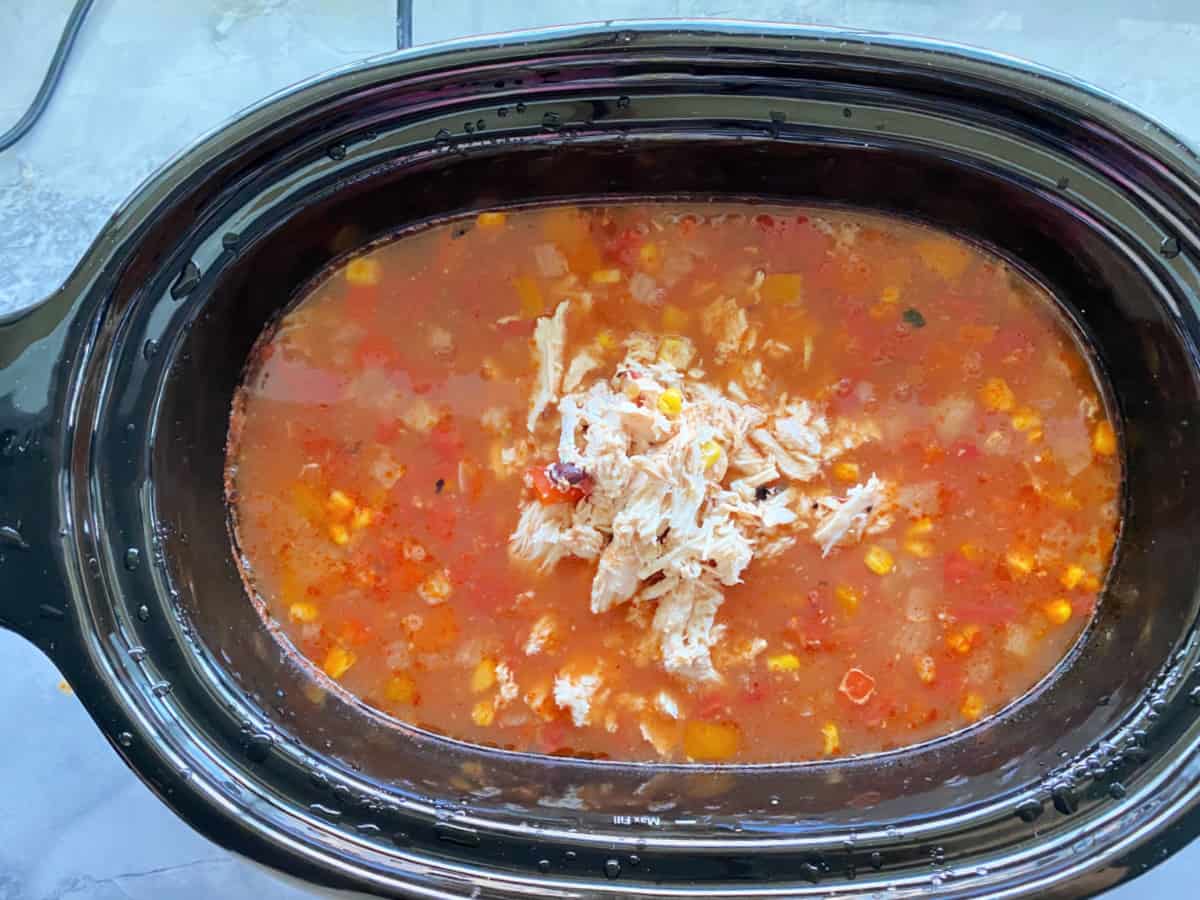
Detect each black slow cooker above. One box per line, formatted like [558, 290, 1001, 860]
[3, 22, 1200, 899]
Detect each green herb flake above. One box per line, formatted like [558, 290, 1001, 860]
[903, 308, 926, 328]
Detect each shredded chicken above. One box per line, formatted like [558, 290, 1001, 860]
[509, 308, 900, 683]
[527, 301, 569, 432]
[810, 475, 893, 556]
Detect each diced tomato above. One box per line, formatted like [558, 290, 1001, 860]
[741, 680, 767, 704]
[410, 605, 459, 653]
[353, 334, 399, 370]
[950, 440, 979, 460]
[430, 419, 464, 463]
[540, 721, 568, 750]
[499, 318, 536, 337]
[374, 419, 403, 444]
[604, 227, 644, 267]
[345, 285, 379, 323]
[839, 667, 876, 705]
[338, 619, 371, 645]
[424, 502, 457, 542]
[953, 597, 1019, 626]
[943, 551, 978, 587]
[526, 464, 592, 505]
[387, 557, 427, 592]
[696, 691, 730, 720]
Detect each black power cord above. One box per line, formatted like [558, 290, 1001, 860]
[0, 0, 96, 153]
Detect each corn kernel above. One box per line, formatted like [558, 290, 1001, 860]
[980, 377, 1016, 412]
[835, 584, 860, 614]
[833, 461, 860, 483]
[904, 538, 935, 559]
[471, 658, 497, 693]
[1060, 564, 1087, 590]
[1011, 407, 1042, 433]
[1093, 420, 1116, 456]
[881, 285, 901, 304]
[657, 388, 683, 417]
[701, 440, 723, 469]
[472, 700, 495, 726]
[821, 722, 840, 756]
[476, 211, 508, 228]
[323, 645, 356, 679]
[329, 523, 351, 546]
[915, 655, 937, 684]
[961, 692, 985, 722]
[639, 241, 660, 270]
[596, 330, 617, 350]
[760, 272, 804, 305]
[345, 257, 381, 286]
[767, 653, 801, 672]
[864, 545, 894, 576]
[960, 542, 981, 561]
[590, 268, 623, 284]
[384, 674, 416, 704]
[1005, 548, 1035, 579]
[907, 517, 934, 537]
[661, 304, 689, 331]
[351, 507, 374, 530]
[683, 720, 741, 761]
[1044, 597, 1073, 626]
[326, 489, 355, 518]
[288, 601, 319, 624]
[946, 625, 981, 655]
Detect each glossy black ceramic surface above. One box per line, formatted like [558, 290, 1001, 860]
[3, 22, 1200, 899]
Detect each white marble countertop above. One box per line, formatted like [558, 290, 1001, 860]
[1, 1, 1198, 897]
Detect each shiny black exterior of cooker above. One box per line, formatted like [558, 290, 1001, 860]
[3, 22, 1200, 899]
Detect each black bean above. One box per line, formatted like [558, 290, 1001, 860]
[548, 461, 588, 486]
[435, 478, 445, 494]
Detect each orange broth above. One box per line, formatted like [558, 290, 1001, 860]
[227, 204, 1120, 763]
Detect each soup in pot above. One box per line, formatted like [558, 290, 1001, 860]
[227, 203, 1120, 763]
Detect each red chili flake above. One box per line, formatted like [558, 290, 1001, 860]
[839, 667, 876, 705]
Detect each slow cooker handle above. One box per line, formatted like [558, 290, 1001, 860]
[0, 294, 76, 653]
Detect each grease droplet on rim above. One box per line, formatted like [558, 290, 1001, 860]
[136, 604, 150, 622]
[1161, 235, 1182, 258]
[328, 143, 347, 160]
[1016, 799, 1044, 823]
[170, 260, 201, 300]
[117, 731, 133, 747]
[124, 548, 141, 571]
[604, 859, 621, 879]
[537, 859, 551, 873]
